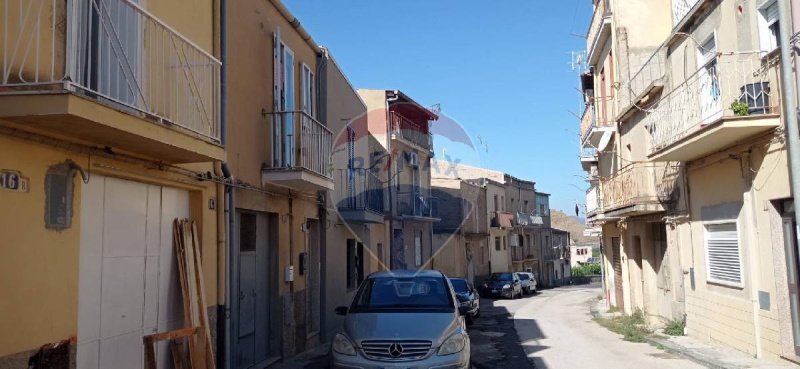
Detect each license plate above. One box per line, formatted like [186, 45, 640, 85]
[492, 289, 499, 293]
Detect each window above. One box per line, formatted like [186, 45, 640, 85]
[503, 236, 507, 250]
[524, 200, 529, 213]
[705, 222, 742, 287]
[273, 34, 295, 167]
[493, 195, 499, 212]
[347, 239, 364, 289]
[301, 63, 315, 116]
[495, 237, 501, 251]
[758, 1, 780, 52]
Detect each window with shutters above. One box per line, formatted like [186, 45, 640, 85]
[758, 1, 779, 53]
[704, 222, 743, 287]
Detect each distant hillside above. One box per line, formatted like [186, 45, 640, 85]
[551, 209, 596, 245]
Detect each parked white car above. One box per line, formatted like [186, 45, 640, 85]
[515, 272, 537, 294]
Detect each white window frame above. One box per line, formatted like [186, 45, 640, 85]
[758, 0, 780, 53]
[301, 63, 315, 117]
[703, 220, 744, 288]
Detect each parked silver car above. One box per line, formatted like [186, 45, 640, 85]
[330, 270, 471, 369]
[516, 272, 537, 294]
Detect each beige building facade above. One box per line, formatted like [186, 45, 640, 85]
[580, 0, 800, 363]
[0, 0, 224, 367]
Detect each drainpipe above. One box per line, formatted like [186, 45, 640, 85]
[386, 91, 400, 269]
[222, 163, 234, 369]
[217, 0, 230, 366]
[778, 0, 800, 283]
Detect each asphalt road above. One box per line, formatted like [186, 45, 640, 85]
[511, 284, 703, 369]
[275, 284, 704, 368]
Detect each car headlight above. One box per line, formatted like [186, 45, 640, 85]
[503, 284, 511, 289]
[333, 333, 357, 356]
[438, 332, 467, 355]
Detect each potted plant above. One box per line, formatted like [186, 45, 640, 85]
[731, 100, 750, 116]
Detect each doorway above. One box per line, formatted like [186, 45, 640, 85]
[612, 237, 624, 310]
[235, 211, 276, 369]
[780, 200, 800, 355]
[305, 219, 321, 337]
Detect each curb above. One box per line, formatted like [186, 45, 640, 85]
[645, 335, 744, 369]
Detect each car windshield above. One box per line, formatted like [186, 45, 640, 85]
[350, 276, 455, 312]
[450, 279, 469, 293]
[519, 274, 529, 280]
[489, 273, 513, 281]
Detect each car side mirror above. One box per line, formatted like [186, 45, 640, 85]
[335, 306, 349, 316]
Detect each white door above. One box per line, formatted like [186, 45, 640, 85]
[77, 175, 189, 369]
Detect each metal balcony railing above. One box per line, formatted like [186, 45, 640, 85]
[586, 0, 611, 57]
[586, 185, 600, 214]
[334, 168, 385, 214]
[600, 162, 680, 211]
[580, 105, 594, 143]
[646, 54, 780, 155]
[390, 112, 432, 150]
[620, 48, 666, 110]
[1, 0, 221, 141]
[672, 0, 701, 27]
[270, 111, 333, 178]
[396, 191, 437, 218]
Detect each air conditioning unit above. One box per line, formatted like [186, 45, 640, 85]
[408, 151, 419, 168]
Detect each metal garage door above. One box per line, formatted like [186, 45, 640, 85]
[77, 175, 189, 369]
[612, 237, 624, 310]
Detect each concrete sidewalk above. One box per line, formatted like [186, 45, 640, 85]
[647, 335, 798, 369]
[268, 343, 329, 369]
[591, 298, 798, 369]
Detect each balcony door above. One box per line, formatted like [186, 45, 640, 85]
[78, 0, 141, 107]
[273, 32, 295, 168]
[697, 35, 721, 126]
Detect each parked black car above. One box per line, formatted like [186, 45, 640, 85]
[449, 278, 480, 324]
[481, 272, 522, 299]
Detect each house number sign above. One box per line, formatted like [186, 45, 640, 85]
[0, 170, 29, 192]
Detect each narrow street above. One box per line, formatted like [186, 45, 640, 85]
[281, 284, 705, 369]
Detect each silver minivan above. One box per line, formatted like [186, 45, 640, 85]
[330, 270, 471, 369]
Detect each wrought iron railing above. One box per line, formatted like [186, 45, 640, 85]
[586, 185, 600, 214]
[646, 54, 780, 155]
[586, 0, 611, 57]
[396, 191, 438, 218]
[390, 112, 432, 150]
[1, 0, 221, 142]
[600, 162, 680, 211]
[270, 111, 332, 178]
[580, 105, 594, 143]
[334, 168, 385, 214]
[620, 48, 666, 110]
[672, 0, 701, 27]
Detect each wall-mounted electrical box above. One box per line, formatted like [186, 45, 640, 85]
[285, 265, 294, 282]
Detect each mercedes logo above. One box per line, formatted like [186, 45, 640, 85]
[388, 343, 404, 357]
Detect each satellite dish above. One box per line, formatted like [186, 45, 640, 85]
[598, 131, 613, 152]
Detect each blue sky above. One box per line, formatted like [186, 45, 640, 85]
[283, 0, 591, 216]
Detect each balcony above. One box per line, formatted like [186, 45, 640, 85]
[581, 97, 615, 150]
[396, 191, 438, 221]
[580, 148, 598, 172]
[390, 112, 433, 152]
[600, 162, 681, 217]
[0, 0, 223, 163]
[490, 211, 513, 229]
[586, 185, 601, 216]
[263, 111, 333, 191]
[514, 212, 543, 227]
[334, 168, 385, 224]
[673, 0, 701, 28]
[586, 0, 612, 66]
[646, 54, 781, 162]
[618, 48, 666, 119]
